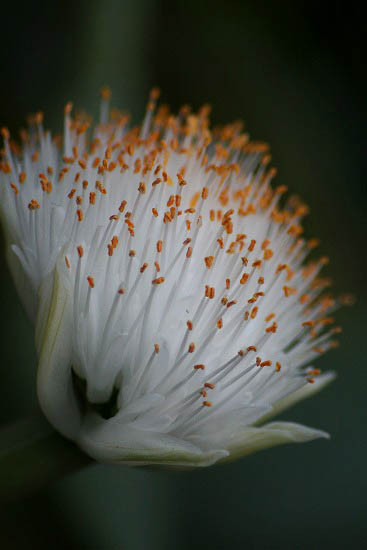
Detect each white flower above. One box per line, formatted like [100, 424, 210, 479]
[0, 89, 343, 467]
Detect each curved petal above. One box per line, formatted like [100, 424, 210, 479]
[219, 421, 329, 463]
[78, 413, 228, 467]
[37, 254, 81, 440]
[35, 270, 56, 355]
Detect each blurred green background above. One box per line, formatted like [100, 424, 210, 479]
[0, 1, 366, 548]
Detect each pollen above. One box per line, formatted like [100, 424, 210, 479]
[283, 286, 297, 297]
[28, 199, 40, 210]
[266, 322, 278, 333]
[152, 277, 165, 285]
[248, 239, 256, 252]
[240, 273, 249, 285]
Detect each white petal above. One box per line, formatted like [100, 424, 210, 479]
[78, 412, 228, 467]
[37, 254, 81, 439]
[219, 421, 329, 463]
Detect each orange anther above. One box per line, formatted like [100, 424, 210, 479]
[1, 127, 10, 140]
[248, 239, 256, 252]
[283, 286, 297, 297]
[204, 256, 214, 268]
[152, 277, 165, 285]
[28, 199, 40, 210]
[266, 322, 278, 333]
[138, 182, 146, 194]
[10, 183, 18, 195]
[265, 313, 275, 322]
[250, 307, 258, 319]
[100, 86, 111, 100]
[92, 157, 100, 169]
[240, 273, 249, 285]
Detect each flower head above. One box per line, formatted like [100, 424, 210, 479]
[0, 89, 345, 467]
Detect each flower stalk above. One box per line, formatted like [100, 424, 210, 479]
[0, 416, 91, 501]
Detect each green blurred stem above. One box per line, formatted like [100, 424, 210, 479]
[0, 416, 92, 501]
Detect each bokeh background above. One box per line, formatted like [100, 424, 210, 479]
[0, 1, 366, 548]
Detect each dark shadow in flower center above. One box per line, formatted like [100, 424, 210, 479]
[71, 369, 119, 420]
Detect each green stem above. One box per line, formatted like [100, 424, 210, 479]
[0, 415, 92, 501]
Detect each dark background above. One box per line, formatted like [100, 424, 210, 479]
[0, 1, 366, 548]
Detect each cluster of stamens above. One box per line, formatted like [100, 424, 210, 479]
[0, 88, 349, 440]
